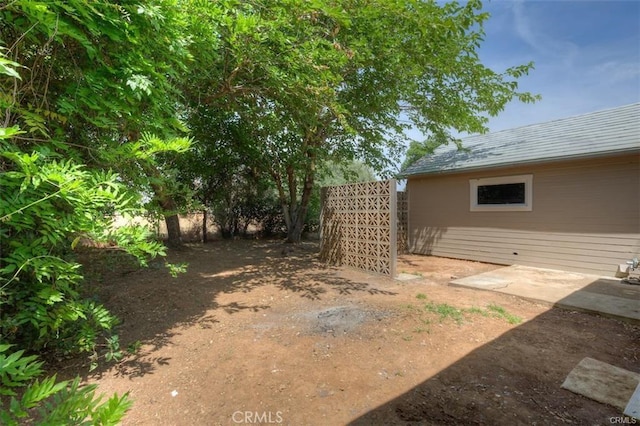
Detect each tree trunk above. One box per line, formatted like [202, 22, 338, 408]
[164, 214, 182, 247]
[285, 169, 315, 243]
[156, 191, 182, 247]
[286, 212, 305, 243]
[202, 209, 208, 243]
[145, 163, 182, 247]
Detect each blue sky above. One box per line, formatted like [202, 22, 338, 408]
[475, 0, 640, 132]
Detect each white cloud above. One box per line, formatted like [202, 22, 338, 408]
[511, 0, 579, 67]
[479, 0, 640, 132]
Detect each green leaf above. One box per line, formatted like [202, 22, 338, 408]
[70, 236, 82, 250]
[20, 375, 68, 409]
[0, 126, 25, 139]
[0, 56, 23, 79]
[36, 287, 64, 305]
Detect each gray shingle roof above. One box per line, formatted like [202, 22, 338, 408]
[401, 103, 640, 177]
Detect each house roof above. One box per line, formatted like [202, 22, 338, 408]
[401, 103, 640, 177]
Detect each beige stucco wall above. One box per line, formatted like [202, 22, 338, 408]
[407, 154, 640, 276]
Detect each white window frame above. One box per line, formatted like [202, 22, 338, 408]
[469, 174, 533, 212]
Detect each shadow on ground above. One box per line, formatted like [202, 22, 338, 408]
[57, 243, 640, 424]
[349, 279, 640, 425]
[64, 239, 396, 380]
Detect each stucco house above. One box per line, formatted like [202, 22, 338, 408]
[401, 103, 640, 277]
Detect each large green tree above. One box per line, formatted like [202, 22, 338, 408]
[1, 0, 193, 246]
[182, 0, 538, 242]
[175, 107, 283, 240]
[0, 3, 193, 419]
[0, 0, 194, 357]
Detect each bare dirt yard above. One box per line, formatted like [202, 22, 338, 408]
[60, 240, 639, 425]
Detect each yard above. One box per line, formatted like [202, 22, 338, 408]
[61, 240, 639, 425]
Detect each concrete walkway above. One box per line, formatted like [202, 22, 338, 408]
[450, 265, 640, 323]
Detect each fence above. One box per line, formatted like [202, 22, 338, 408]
[319, 180, 400, 276]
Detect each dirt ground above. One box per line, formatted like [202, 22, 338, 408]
[60, 240, 640, 425]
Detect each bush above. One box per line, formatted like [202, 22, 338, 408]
[0, 137, 165, 361]
[212, 189, 285, 239]
[0, 344, 132, 425]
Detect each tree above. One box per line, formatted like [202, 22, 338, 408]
[176, 109, 284, 240]
[0, 46, 169, 423]
[0, 1, 193, 357]
[399, 134, 459, 172]
[0, 0, 193, 247]
[182, 0, 538, 242]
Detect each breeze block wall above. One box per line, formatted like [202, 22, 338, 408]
[320, 180, 398, 276]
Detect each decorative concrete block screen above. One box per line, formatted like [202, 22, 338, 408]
[320, 180, 397, 276]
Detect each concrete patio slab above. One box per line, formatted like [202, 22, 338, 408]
[450, 265, 640, 323]
[561, 357, 640, 413]
[626, 383, 640, 419]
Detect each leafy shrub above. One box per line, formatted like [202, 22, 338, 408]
[212, 184, 285, 239]
[1, 4, 186, 366]
[0, 5, 189, 423]
[0, 344, 132, 425]
[0, 136, 166, 360]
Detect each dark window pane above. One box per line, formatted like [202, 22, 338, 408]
[477, 183, 525, 205]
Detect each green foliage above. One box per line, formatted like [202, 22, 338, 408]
[409, 298, 522, 326]
[1, 0, 194, 245]
[0, 47, 22, 80]
[181, 0, 539, 242]
[176, 107, 286, 239]
[400, 134, 463, 173]
[0, 138, 166, 357]
[0, 345, 43, 395]
[0, 4, 194, 423]
[0, 345, 132, 425]
[1, 0, 190, 138]
[165, 262, 188, 278]
[214, 194, 285, 239]
[317, 161, 377, 188]
[424, 301, 466, 325]
[1, 1, 190, 360]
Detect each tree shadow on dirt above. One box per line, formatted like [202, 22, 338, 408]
[64, 240, 397, 381]
[347, 280, 640, 425]
[275, 270, 398, 300]
[113, 355, 172, 379]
